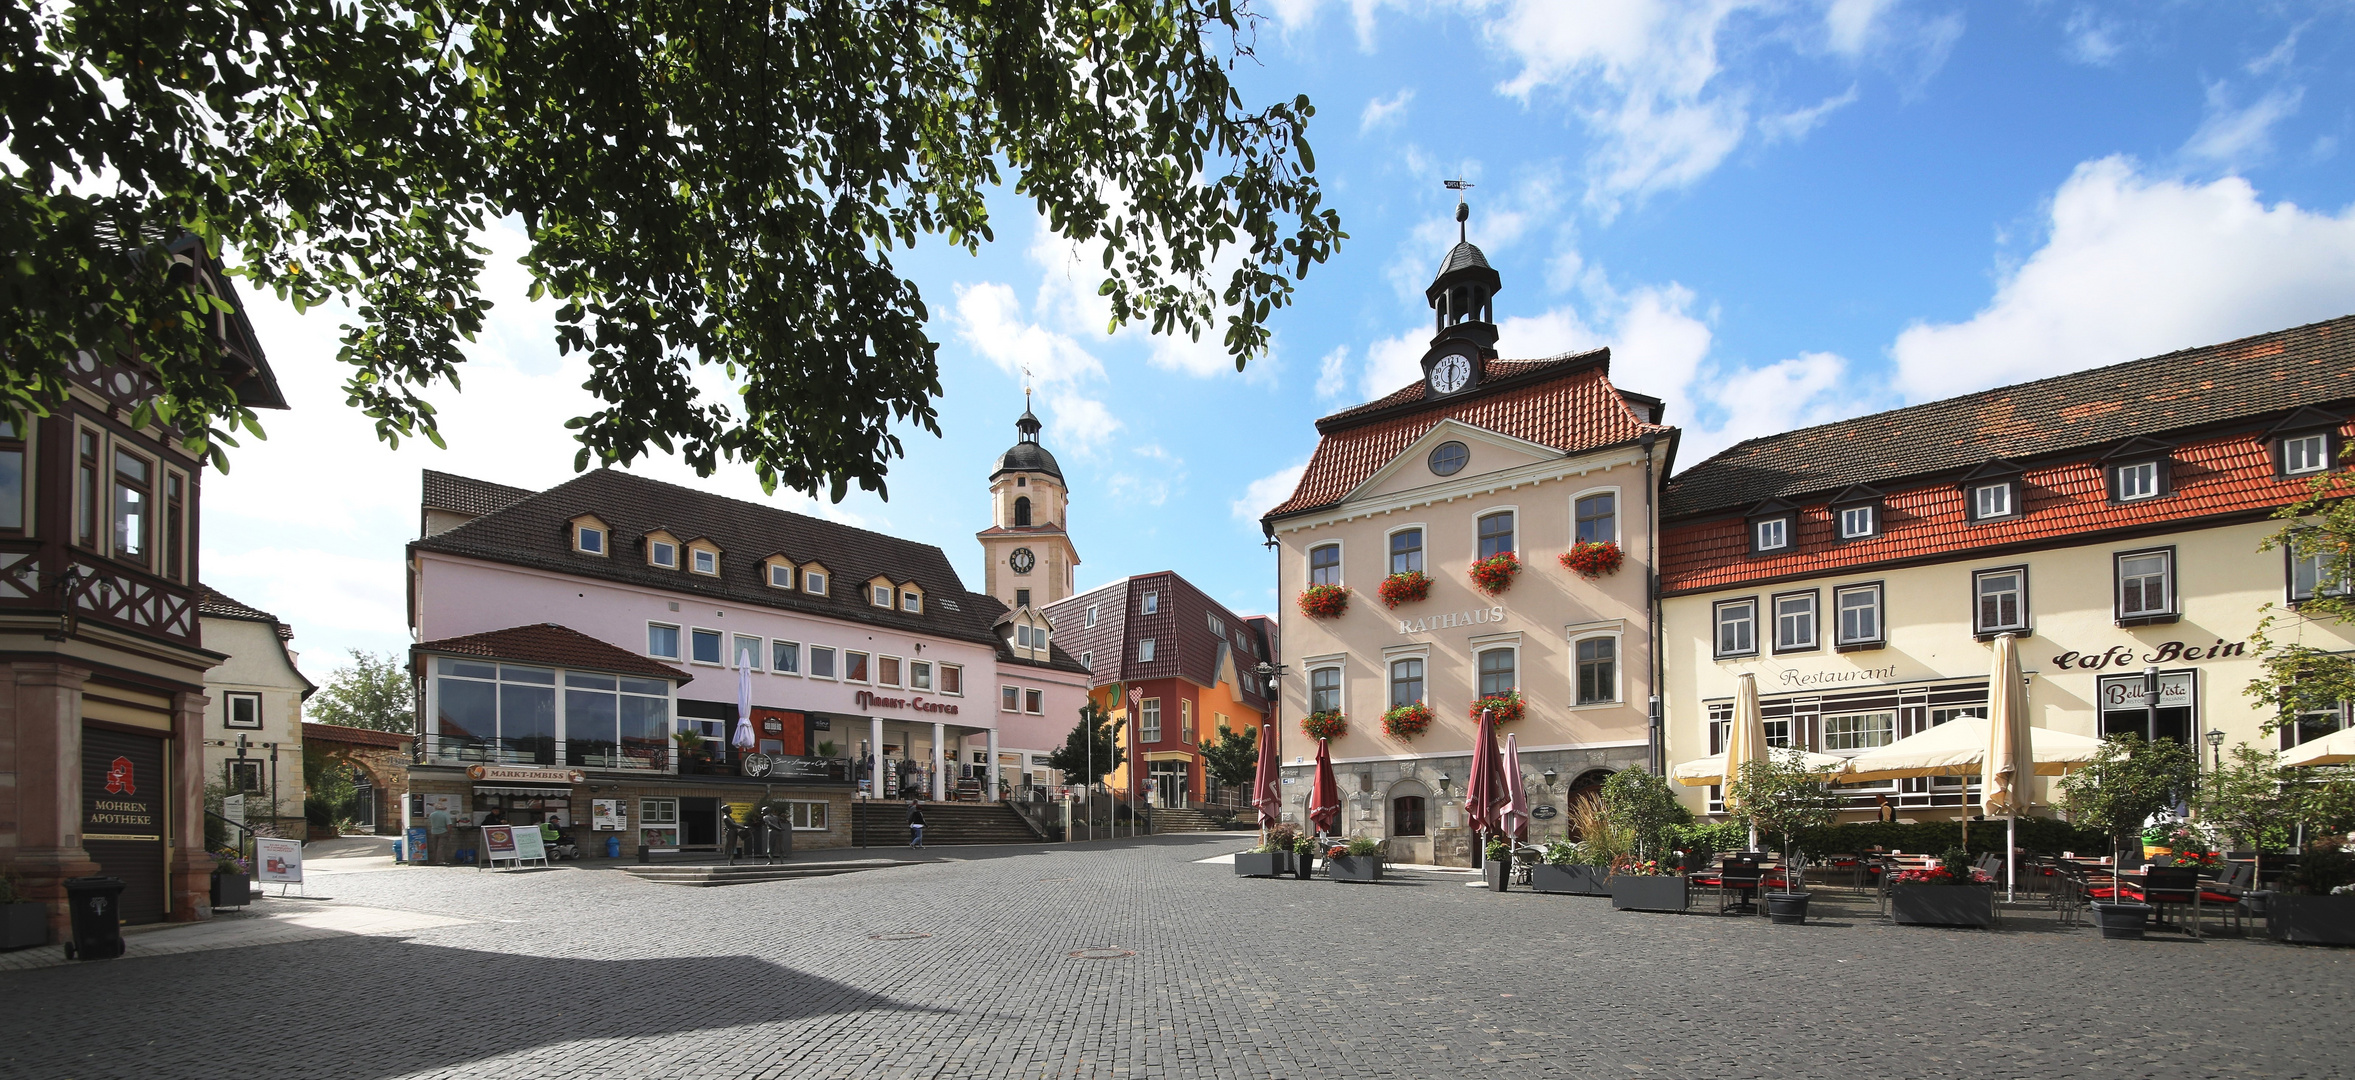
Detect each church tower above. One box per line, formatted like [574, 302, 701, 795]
[978, 394, 1081, 612]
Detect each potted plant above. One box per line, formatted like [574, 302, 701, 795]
[1292, 830, 1317, 879]
[1468, 551, 1520, 596]
[1236, 825, 1297, 878]
[1559, 540, 1624, 580]
[1482, 837, 1511, 891]
[1380, 702, 1433, 741]
[1601, 769, 1693, 866]
[1377, 570, 1432, 609]
[1467, 690, 1525, 726]
[1328, 836, 1384, 883]
[1608, 857, 1688, 911]
[1886, 848, 1998, 927]
[1530, 838, 1610, 896]
[1300, 711, 1348, 741]
[2268, 844, 2355, 945]
[209, 850, 252, 910]
[1724, 747, 1841, 925]
[1296, 584, 1350, 620]
[2057, 734, 2199, 940]
[0, 870, 46, 950]
[672, 728, 707, 765]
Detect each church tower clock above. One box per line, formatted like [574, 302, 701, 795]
[978, 395, 1081, 612]
[1420, 182, 1503, 399]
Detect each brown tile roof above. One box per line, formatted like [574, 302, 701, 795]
[1663, 314, 2355, 519]
[1262, 349, 1671, 522]
[1661, 422, 2343, 593]
[414, 623, 695, 683]
[422, 470, 534, 519]
[198, 585, 294, 641]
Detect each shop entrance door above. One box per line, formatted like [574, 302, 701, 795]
[82, 726, 169, 924]
[680, 797, 719, 849]
[1148, 761, 1189, 808]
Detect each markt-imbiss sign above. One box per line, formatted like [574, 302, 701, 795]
[466, 765, 585, 784]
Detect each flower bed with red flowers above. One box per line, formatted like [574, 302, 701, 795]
[1380, 702, 1434, 740]
[1377, 570, 1432, 609]
[1301, 711, 1348, 741]
[1559, 540, 1624, 580]
[1469, 690, 1526, 724]
[1890, 865, 1993, 886]
[1468, 552, 1520, 595]
[1614, 858, 1669, 877]
[1296, 584, 1350, 620]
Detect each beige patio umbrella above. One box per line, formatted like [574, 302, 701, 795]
[1724, 672, 1767, 851]
[2281, 727, 2355, 767]
[1982, 633, 2032, 899]
[1672, 749, 1850, 785]
[1841, 716, 2102, 782]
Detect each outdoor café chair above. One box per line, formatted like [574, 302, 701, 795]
[2136, 866, 2205, 937]
[1717, 855, 1764, 915]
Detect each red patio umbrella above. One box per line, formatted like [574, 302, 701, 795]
[1307, 737, 1341, 836]
[1462, 708, 1506, 861]
[1253, 716, 1284, 833]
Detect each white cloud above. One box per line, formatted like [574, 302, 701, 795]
[1892, 156, 2355, 401]
[1361, 88, 1416, 133]
[1359, 328, 1432, 401]
[947, 280, 1122, 451]
[1825, 0, 1896, 56]
[2182, 83, 2302, 167]
[1234, 460, 1311, 522]
[1689, 350, 1854, 451]
[2061, 5, 2125, 66]
[1316, 345, 1353, 402]
[1760, 85, 1860, 145]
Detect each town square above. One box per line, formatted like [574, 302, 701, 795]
[5, 2, 2355, 1078]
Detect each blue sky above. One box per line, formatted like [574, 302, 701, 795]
[215, 0, 2355, 685]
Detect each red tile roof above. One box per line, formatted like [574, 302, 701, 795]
[1661, 425, 2338, 594]
[414, 623, 695, 683]
[1262, 350, 1671, 522]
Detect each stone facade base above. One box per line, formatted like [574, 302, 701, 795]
[1276, 745, 1651, 867]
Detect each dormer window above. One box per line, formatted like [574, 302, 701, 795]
[1969, 481, 2014, 520]
[901, 588, 922, 614]
[570, 515, 610, 556]
[2112, 461, 2160, 501]
[766, 559, 793, 589]
[1959, 460, 2025, 523]
[2267, 408, 2343, 478]
[1829, 485, 1882, 541]
[686, 542, 720, 576]
[2283, 432, 2331, 475]
[2100, 438, 2174, 504]
[1744, 499, 1796, 555]
[649, 540, 676, 567]
[802, 563, 828, 595]
[871, 582, 893, 608]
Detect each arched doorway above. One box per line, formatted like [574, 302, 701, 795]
[1562, 768, 1613, 840]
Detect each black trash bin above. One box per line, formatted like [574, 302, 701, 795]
[62, 876, 126, 961]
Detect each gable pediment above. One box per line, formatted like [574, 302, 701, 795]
[1348, 419, 1566, 505]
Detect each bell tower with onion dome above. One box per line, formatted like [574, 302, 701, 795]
[978, 391, 1081, 612]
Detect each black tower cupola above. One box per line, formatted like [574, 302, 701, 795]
[1418, 184, 1503, 398]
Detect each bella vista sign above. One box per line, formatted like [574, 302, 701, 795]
[2048, 638, 2249, 671]
[854, 690, 960, 715]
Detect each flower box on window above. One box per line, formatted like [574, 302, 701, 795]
[1380, 702, 1433, 740]
[1469, 690, 1526, 725]
[1296, 584, 1350, 620]
[1559, 540, 1624, 580]
[1377, 570, 1432, 609]
[1468, 552, 1521, 596]
[1300, 711, 1348, 741]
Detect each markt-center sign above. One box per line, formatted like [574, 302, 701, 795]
[854, 690, 960, 715]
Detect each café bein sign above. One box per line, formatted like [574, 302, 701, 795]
[2048, 638, 2249, 672]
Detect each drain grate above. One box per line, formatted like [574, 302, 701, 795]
[1066, 948, 1134, 959]
[867, 932, 932, 941]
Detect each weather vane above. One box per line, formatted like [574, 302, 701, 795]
[1443, 178, 1473, 242]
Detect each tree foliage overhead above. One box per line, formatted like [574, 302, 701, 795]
[2247, 452, 2355, 722]
[308, 649, 415, 733]
[3, 0, 1342, 497]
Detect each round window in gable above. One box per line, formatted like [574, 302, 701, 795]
[1428, 441, 1469, 477]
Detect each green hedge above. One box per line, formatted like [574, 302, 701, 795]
[1666, 818, 2109, 858]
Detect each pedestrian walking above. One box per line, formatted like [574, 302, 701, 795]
[427, 805, 455, 865]
[906, 799, 926, 848]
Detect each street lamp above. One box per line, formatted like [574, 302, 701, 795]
[2205, 728, 2226, 772]
[2142, 666, 2161, 743]
[1541, 767, 1558, 787]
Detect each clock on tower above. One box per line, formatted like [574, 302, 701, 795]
[1420, 186, 1501, 394]
[1010, 548, 1036, 575]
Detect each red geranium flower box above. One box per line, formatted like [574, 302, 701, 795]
[1468, 552, 1520, 596]
[1560, 540, 1624, 580]
[1381, 702, 1433, 740]
[1301, 711, 1348, 741]
[1377, 571, 1432, 609]
[1296, 584, 1349, 620]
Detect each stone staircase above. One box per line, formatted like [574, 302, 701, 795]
[849, 801, 1045, 846]
[618, 860, 913, 887]
[1148, 807, 1221, 833]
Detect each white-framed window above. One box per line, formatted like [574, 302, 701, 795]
[649, 539, 677, 568]
[2291, 543, 2351, 602]
[803, 568, 827, 595]
[2283, 431, 2332, 475]
[1080, 650, 1093, 670]
[1016, 624, 1033, 648]
[690, 628, 723, 665]
[1573, 636, 1616, 705]
[901, 589, 921, 614]
[1477, 510, 1516, 559]
[808, 646, 837, 679]
[1388, 526, 1424, 575]
[1207, 613, 1225, 636]
[1573, 490, 1618, 545]
[909, 660, 932, 690]
[427, 657, 557, 764]
[1001, 685, 1020, 712]
[575, 522, 606, 555]
[2117, 549, 2175, 619]
[733, 634, 762, 670]
[1309, 543, 1342, 587]
[1309, 666, 1342, 714]
[1140, 698, 1162, 741]
[1970, 481, 2014, 520]
[1476, 647, 1516, 697]
[1142, 591, 1159, 614]
[876, 655, 902, 687]
[1714, 598, 1758, 658]
[1834, 584, 1883, 646]
[766, 562, 792, 588]
[1822, 711, 1896, 751]
[939, 664, 962, 695]
[1772, 591, 1818, 652]
[1084, 604, 1099, 627]
[2113, 460, 2161, 502]
[1752, 516, 1790, 553]
[772, 640, 800, 674]
[640, 797, 678, 827]
[648, 623, 681, 659]
[1389, 657, 1425, 708]
[871, 583, 893, 608]
[787, 801, 829, 830]
[844, 651, 870, 682]
[1838, 504, 1877, 540]
[691, 548, 718, 575]
[224, 691, 262, 730]
[1025, 688, 1044, 714]
[1138, 638, 1156, 662]
[1973, 568, 2028, 633]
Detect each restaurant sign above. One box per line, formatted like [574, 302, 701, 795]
[466, 765, 585, 784]
[853, 690, 960, 715]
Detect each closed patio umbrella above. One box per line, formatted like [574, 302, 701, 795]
[2281, 726, 2355, 767]
[1307, 738, 1341, 837]
[1983, 634, 2033, 899]
[732, 656, 758, 753]
[1500, 732, 1530, 844]
[1463, 708, 1506, 865]
[1724, 672, 1767, 851]
[1253, 717, 1285, 834]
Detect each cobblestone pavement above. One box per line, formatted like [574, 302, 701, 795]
[3, 835, 2350, 1080]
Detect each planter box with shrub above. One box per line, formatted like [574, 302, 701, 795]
[1610, 874, 1688, 912]
[1329, 856, 1382, 883]
[2267, 894, 2355, 946]
[1889, 884, 1996, 927]
[211, 872, 252, 909]
[2, 901, 47, 951]
[1233, 852, 1291, 878]
[1483, 862, 1508, 892]
[1531, 864, 1611, 896]
[2090, 901, 2153, 940]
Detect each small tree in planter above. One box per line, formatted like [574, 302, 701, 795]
[1600, 768, 1691, 863]
[1296, 584, 1350, 620]
[2056, 734, 2200, 939]
[1377, 571, 1432, 609]
[1559, 540, 1624, 580]
[2194, 742, 2296, 884]
[1300, 711, 1348, 741]
[1724, 748, 1842, 924]
[1468, 552, 1520, 596]
[1380, 702, 1433, 740]
[1467, 689, 1525, 725]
